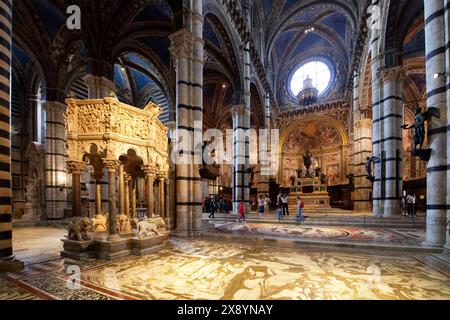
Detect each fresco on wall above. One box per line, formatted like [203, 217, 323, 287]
[283, 121, 341, 153]
[281, 120, 345, 186]
[218, 164, 232, 188]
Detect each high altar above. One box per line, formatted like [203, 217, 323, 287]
[287, 151, 331, 211]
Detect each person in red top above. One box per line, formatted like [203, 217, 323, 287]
[237, 201, 246, 223]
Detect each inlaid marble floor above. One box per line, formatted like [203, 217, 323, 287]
[2, 238, 449, 300]
[213, 222, 425, 245]
[12, 227, 66, 265]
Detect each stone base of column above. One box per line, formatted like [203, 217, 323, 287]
[383, 201, 402, 217]
[132, 232, 170, 256]
[354, 201, 372, 212]
[0, 256, 24, 273]
[61, 239, 96, 261]
[94, 237, 133, 261]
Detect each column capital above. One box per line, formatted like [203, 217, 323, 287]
[44, 101, 67, 113]
[102, 159, 120, 171]
[231, 104, 249, 117]
[66, 161, 87, 174]
[355, 119, 373, 129]
[82, 74, 117, 99]
[141, 165, 158, 177]
[157, 172, 167, 180]
[169, 29, 194, 60]
[378, 66, 404, 86]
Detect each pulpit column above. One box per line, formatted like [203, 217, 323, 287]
[131, 178, 137, 220]
[124, 175, 131, 218]
[67, 161, 87, 218]
[118, 164, 125, 214]
[103, 160, 120, 239]
[92, 171, 104, 216]
[158, 174, 166, 218]
[142, 166, 155, 218]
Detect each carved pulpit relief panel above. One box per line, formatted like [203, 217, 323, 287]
[65, 97, 169, 176]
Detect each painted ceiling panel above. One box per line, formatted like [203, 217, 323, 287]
[403, 29, 425, 59]
[132, 69, 153, 92]
[263, 0, 273, 17]
[291, 33, 333, 57]
[12, 44, 30, 68]
[114, 65, 125, 89]
[275, 30, 297, 58]
[137, 36, 171, 67]
[133, 2, 173, 22]
[31, 0, 65, 41]
[281, 0, 298, 15]
[320, 13, 348, 40]
[204, 19, 222, 49]
[408, 73, 426, 95]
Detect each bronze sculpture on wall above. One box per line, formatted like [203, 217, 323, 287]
[365, 156, 379, 183]
[401, 106, 440, 162]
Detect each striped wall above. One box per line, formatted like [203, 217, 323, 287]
[0, 0, 13, 259]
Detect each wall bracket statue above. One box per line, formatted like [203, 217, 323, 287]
[365, 156, 380, 183]
[402, 107, 440, 162]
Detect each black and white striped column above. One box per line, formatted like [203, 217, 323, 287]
[191, 0, 204, 233]
[352, 72, 373, 211]
[444, 0, 450, 249]
[169, 0, 203, 236]
[370, 0, 383, 217]
[257, 94, 271, 198]
[379, 67, 403, 217]
[0, 0, 23, 272]
[232, 104, 250, 213]
[44, 101, 68, 219]
[424, 0, 447, 247]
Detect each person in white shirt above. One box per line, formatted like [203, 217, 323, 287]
[258, 195, 265, 215]
[406, 194, 414, 216]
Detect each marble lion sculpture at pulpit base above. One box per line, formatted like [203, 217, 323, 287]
[116, 214, 132, 234]
[136, 216, 166, 239]
[91, 214, 108, 232]
[67, 217, 93, 241]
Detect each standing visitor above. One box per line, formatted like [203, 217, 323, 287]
[277, 199, 283, 221]
[258, 195, 265, 216]
[406, 193, 414, 216]
[296, 196, 305, 224]
[237, 201, 246, 223]
[208, 197, 217, 219]
[282, 194, 289, 216]
[264, 195, 271, 215]
[205, 196, 211, 214]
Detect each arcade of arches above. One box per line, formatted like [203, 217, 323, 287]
[0, 0, 449, 300]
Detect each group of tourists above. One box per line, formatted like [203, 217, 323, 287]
[204, 192, 307, 225]
[204, 196, 231, 219]
[257, 195, 272, 215]
[275, 193, 305, 224]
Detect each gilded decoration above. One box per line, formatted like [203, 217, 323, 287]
[65, 97, 169, 175]
[279, 116, 349, 187]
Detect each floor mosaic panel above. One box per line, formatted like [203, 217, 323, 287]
[1, 238, 449, 300]
[213, 222, 425, 245]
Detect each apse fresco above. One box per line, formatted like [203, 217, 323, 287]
[281, 120, 344, 186]
[283, 121, 341, 153]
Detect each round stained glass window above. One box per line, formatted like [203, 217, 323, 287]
[290, 61, 332, 97]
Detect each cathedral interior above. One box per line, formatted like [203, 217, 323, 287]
[0, 0, 449, 301]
